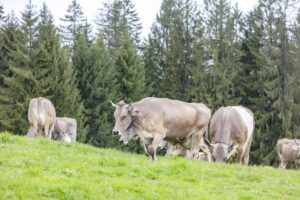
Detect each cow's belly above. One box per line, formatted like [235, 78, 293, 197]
[164, 124, 195, 139]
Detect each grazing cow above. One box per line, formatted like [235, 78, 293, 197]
[111, 97, 211, 161]
[277, 138, 300, 169]
[28, 97, 56, 139]
[204, 106, 255, 165]
[52, 117, 77, 142]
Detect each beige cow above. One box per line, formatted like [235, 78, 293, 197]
[27, 97, 56, 139]
[277, 138, 300, 169]
[204, 106, 255, 165]
[111, 97, 211, 161]
[52, 117, 77, 142]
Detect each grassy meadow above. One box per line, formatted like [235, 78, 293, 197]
[0, 132, 299, 200]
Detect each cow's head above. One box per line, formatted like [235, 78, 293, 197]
[111, 100, 138, 144]
[203, 137, 238, 163]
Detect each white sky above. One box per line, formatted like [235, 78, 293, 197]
[1, 0, 258, 39]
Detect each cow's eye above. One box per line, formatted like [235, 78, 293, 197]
[122, 115, 127, 119]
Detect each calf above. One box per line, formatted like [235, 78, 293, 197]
[277, 138, 300, 169]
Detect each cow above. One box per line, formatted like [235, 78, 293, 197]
[27, 97, 56, 139]
[204, 106, 255, 165]
[277, 138, 300, 169]
[52, 117, 77, 142]
[111, 97, 211, 161]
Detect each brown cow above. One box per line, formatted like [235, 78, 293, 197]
[204, 106, 255, 165]
[277, 138, 300, 169]
[111, 97, 211, 161]
[52, 117, 77, 142]
[27, 97, 56, 139]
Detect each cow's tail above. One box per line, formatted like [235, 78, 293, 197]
[37, 98, 43, 137]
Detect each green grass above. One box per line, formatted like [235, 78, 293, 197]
[0, 132, 299, 200]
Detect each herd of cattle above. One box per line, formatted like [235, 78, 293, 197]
[26, 97, 300, 169]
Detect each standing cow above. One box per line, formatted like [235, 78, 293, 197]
[277, 138, 300, 169]
[27, 97, 56, 139]
[204, 106, 255, 165]
[111, 97, 211, 161]
[52, 117, 77, 142]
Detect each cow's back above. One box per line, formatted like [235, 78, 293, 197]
[135, 97, 210, 138]
[277, 138, 300, 162]
[28, 97, 56, 126]
[210, 106, 253, 145]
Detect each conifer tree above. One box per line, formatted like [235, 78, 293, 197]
[60, 0, 86, 48]
[114, 30, 146, 103]
[84, 36, 117, 147]
[36, 3, 88, 142]
[203, 0, 242, 111]
[0, 1, 38, 134]
[144, 0, 205, 102]
[0, 4, 4, 21]
[291, 10, 300, 137]
[96, 0, 142, 54]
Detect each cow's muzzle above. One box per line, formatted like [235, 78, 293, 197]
[112, 130, 119, 135]
[119, 138, 128, 145]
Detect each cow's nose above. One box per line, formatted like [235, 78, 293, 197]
[119, 140, 124, 144]
[112, 130, 119, 135]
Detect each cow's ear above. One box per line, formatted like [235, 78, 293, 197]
[127, 104, 138, 116]
[227, 143, 239, 160]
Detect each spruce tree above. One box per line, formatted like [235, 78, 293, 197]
[84, 36, 117, 147]
[60, 0, 86, 48]
[36, 3, 88, 142]
[96, 0, 142, 54]
[114, 30, 146, 103]
[203, 0, 242, 111]
[144, 0, 205, 102]
[0, 1, 38, 134]
[291, 10, 300, 137]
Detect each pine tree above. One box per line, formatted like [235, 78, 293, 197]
[60, 0, 86, 48]
[96, 0, 142, 54]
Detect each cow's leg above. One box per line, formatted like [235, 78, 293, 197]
[165, 143, 174, 157]
[236, 145, 244, 164]
[32, 120, 38, 137]
[279, 160, 286, 169]
[48, 123, 54, 139]
[44, 123, 50, 139]
[148, 135, 163, 161]
[242, 136, 253, 165]
[140, 140, 152, 160]
[190, 126, 207, 159]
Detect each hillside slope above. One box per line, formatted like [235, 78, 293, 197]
[0, 132, 299, 200]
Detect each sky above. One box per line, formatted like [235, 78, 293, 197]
[1, 0, 258, 39]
